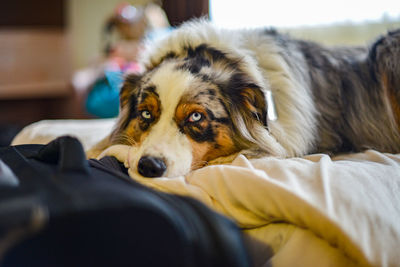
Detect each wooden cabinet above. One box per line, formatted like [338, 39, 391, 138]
[0, 0, 89, 125]
[0, 29, 70, 99]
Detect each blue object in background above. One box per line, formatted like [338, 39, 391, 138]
[85, 28, 174, 118]
[85, 70, 123, 118]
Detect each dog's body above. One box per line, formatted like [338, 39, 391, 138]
[89, 20, 400, 178]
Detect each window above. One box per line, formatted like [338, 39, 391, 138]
[210, 0, 400, 44]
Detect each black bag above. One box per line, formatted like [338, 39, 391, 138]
[0, 136, 250, 267]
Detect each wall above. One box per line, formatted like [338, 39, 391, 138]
[67, 0, 150, 71]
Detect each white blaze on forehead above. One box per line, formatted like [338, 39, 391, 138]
[151, 62, 194, 113]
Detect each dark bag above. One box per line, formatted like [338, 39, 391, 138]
[0, 136, 250, 267]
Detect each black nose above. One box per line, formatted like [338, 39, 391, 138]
[137, 156, 167, 178]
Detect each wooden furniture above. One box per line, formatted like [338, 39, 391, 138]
[0, 29, 70, 99]
[0, 0, 88, 126]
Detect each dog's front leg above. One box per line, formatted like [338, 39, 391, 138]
[97, 144, 131, 163]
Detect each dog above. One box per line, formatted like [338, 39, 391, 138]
[88, 20, 400, 178]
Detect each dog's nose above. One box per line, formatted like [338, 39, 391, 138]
[137, 156, 167, 178]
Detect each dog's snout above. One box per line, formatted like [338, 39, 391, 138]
[138, 156, 167, 178]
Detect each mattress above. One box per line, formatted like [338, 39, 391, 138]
[12, 119, 400, 267]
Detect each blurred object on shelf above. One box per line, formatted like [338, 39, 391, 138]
[72, 2, 171, 118]
[103, 2, 170, 60]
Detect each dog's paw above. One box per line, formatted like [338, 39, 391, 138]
[98, 144, 131, 163]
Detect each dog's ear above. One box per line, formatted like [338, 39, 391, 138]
[239, 87, 268, 127]
[120, 73, 142, 108]
[225, 84, 285, 156]
[223, 72, 269, 127]
[111, 73, 143, 138]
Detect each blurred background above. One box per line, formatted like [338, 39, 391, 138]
[0, 0, 399, 146]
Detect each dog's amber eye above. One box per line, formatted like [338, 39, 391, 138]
[140, 110, 152, 120]
[188, 112, 203, 123]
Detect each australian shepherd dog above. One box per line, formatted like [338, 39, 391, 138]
[89, 20, 400, 178]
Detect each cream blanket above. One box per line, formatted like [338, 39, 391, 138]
[12, 119, 400, 267]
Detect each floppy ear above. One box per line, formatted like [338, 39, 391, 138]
[120, 73, 142, 108]
[222, 72, 269, 127]
[239, 86, 268, 127]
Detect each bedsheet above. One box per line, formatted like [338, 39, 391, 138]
[12, 119, 400, 267]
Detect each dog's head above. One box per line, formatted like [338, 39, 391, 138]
[111, 44, 283, 177]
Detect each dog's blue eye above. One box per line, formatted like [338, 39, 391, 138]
[188, 112, 202, 122]
[141, 110, 152, 120]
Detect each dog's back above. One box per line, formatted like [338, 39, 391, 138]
[280, 33, 400, 154]
[142, 21, 400, 155]
[293, 31, 400, 153]
[91, 21, 400, 178]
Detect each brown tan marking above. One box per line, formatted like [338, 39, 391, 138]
[119, 73, 142, 107]
[175, 103, 208, 128]
[240, 87, 267, 123]
[189, 123, 239, 169]
[137, 93, 161, 119]
[113, 91, 161, 146]
[122, 119, 142, 145]
[175, 102, 239, 170]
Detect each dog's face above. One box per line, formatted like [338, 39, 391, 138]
[111, 44, 272, 177]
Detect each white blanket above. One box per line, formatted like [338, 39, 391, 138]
[12, 119, 400, 267]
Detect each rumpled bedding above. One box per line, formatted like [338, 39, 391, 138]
[12, 119, 400, 267]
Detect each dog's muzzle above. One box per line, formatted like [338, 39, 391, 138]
[138, 156, 167, 178]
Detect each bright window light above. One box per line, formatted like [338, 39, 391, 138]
[210, 0, 400, 28]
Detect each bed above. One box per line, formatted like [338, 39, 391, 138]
[12, 119, 400, 267]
